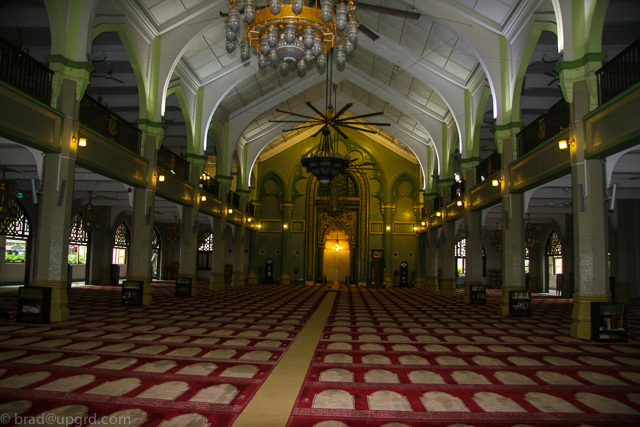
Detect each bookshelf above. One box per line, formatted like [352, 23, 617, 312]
[175, 277, 193, 297]
[591, 302, 627, 342]
[16, 286, 52, 324]
[509, 291, 531, 317]
[121, 281, 143, 306]
[470, 285, 486, 305]
[489, 269, 502, 289]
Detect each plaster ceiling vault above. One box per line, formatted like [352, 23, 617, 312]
[1, 0, 639, 225]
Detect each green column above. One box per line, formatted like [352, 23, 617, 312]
[382, 203, 394, 288]
[280, 202, 293, 285]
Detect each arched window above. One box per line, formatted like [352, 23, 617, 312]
[69, 213, 88, 264]
[112, 222, 130, 264]
[1, 202, 30, 263]
[546, 231, 563, 293]
[198, 231, 213, 269]
[455, 238, 466, 275]
[151, 228, 161, 279]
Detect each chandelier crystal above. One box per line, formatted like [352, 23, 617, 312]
[225, 0, 359, 72]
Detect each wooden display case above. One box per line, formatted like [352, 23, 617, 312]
[121, 281, 143, 306]
[509, 291, 531, 317]
[469, 285, 486, 305]
[591, 302, 627, 342]
[16, 286, 51, 324]
[489, 269, 502, 289]
[175, 277, 192, 297]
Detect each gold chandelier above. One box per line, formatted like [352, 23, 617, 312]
[225, 0, 359, 73]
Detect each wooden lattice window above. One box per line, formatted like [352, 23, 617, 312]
[318, 173, 357, 197]
[69, 213, 89, 245]
[455, 238, 466, 258]
[114, 223, 130, 248]
[198, 231, 213, 252]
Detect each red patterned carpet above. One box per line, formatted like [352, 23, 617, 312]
[287, 288, 640, 427]
[0, 282, 323, 426]
[0, 284, 639, 427]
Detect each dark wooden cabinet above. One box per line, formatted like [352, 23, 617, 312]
[175, 277, 192, 297]
[591, 302, 627, 342]
[370, 249, 385, 288]
[470, 285, 486, 305]
[121, 281, 143, 306]
[17, 286, 51, 324]
[490, 269, 502, 289]
[509, 291, 531, 317]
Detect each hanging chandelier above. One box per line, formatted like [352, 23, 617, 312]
[225, 0, 359, 73]
[82, 192, 100, 233]
[524, 213, 539, 249]
[167, 217, 181, 244]
[0, 168, 19, 223]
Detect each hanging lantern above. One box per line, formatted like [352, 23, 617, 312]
[336, 2, 348, 30]
[335, 44, 346, 66]
[228, 8, 241, 32]
[284, 24, 296, 44]
[167, 218, 181, 244]
[490, 224, 502, 251]
[267, 26, 279, 48]
[344, 40, 354, 55]
[244, 0, 256, 24]
[303, 27, 315, 49]
[240, 40, 250, 61]
[292, 0, 303, 15]
[321, 0, 333, 22]
[258, 53, 269, 70]
[347, 20, 359, 44]
[261, 35, 270, 54]
[297, 59, 307, 72]
[312, 37, 322, 56]
[82, 198, 100, 233]
[269, 0, 281, 15]
[226, 40, 237, 53]
[317, 53, 327, 69]
[304, 49, 314, 63]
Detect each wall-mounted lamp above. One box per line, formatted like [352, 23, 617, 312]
[201, 195, 207, 201]
[558, 139, 575, 151]
[227, 208, 233, 214]
[421, 221, 426, 226]
[456, 200, 463, 207]
[258, 223, 262, 229]
[283, 223, 288, 229]
[386, 225, 391, 231]
[158, 174, 165, 182]
[413, 225, 418, 231]
[491, 178, 500, 187]
[247, 218, 252, 222]
[436, 211, 442, 217]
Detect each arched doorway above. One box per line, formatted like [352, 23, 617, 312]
[322, 222, 350, 285]
[545, 231, 562, 294]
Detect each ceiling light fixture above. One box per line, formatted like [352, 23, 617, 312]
[226, 0, 359, 73]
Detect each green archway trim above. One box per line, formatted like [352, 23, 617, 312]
[586, 0, 610, 54]
[45, 54, 94, 72]
[93, 24, 149, 120]
[166, 85, 195, 152]
[390, 172, 419, 202]
[470, 85, 493, 158]
[258, 170, 286, 201]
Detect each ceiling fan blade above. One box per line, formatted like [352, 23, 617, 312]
[339, 124, 379, 134]
[282, 123, 322, 132]
[275, 108, 317, 120]
[330, 124, 349, 140]
[340, 121, 391, 126]
[311, 125, 327, 138]
[110, 77, 125, 84]
[270, 119, 316, 124]
[306, 101, 328, 120]
[358, 3, 421, 20]
[339, 111, 385, 120]
[358, 24, 380, 41]
[334, 103, 353, 120]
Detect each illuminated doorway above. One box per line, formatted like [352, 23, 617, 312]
[322, 222, 350, 285]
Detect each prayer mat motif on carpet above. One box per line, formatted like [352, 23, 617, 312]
[0, 282, 323, 427]
[286, 288, 640, 427]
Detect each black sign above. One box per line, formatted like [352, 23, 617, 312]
[176, 277, 192, 297]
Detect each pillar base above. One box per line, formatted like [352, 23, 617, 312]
[384, 273, 393, 289]
[500, 285, 524, 316]
[424, 276, 439, 292]
[210, 272, 225, 291]
[232, 271, 245, 287]
[32, 280, 69, 322]
[464, 281, 483, 304]
[440, 278, 456, 297]
[248, 270, 258, 285]
[127, 276, 153, 305]
[414, 274, 425, 289]
[571, 293, 610, 339]
[528, 276, 540, 293]
[280, 271, 291, 285]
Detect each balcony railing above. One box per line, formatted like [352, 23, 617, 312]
[476, 151, 501, 185]
[79, 94, 141, 155]
[597, 37, 640, 105]
[199, 172, 220, 198]
[0, 36, 52, 105]
[157, 146, 190, 181]
[450, 180, 465, 201]
[227, 190, 241, 209]
[517, 98, 570, 158]
[246, 202, 256, 217]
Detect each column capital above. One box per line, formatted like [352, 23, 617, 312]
[46, 55, 93, 105]
[215, 174, 233, 185]
[555, 53, 607, 110]
[136, 119, 166, 151]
